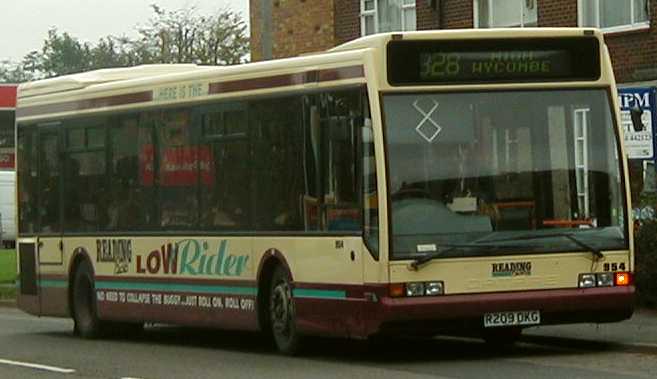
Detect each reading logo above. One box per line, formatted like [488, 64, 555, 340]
[96, 239, 132, 274]
[491, 261, 532, 277]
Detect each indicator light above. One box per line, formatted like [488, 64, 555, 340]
[389, 283, 405, 297]
[615, 272, 631, 286]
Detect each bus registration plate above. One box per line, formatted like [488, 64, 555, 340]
[483, 310, 540, 328]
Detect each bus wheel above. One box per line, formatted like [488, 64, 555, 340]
[482, 327, 522, 346]
[269, 266, 301, 355]
[72, 260, 105, 338]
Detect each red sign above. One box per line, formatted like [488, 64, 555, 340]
[140, 145, 214, 186]
[0, 152, 14, 169]
[0, 85, 17, 108]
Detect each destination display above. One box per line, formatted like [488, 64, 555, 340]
[388, 37, 600, 85]
[419, 50, 571, 81]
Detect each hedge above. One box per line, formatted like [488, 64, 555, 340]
[635, 220, 657, 307]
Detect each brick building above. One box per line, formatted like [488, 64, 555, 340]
[250, 0, 657, 205]
[250, 0, 656, 85]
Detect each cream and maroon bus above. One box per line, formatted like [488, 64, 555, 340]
[15, 28, 634, 354]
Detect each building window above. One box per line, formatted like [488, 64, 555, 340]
[579, 0, 649, 32]
[475, 0, 538, 28]
[361, 0, 416, 36]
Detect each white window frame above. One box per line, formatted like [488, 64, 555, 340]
[361, 0, 378, 36]
[360, 0, 416, 36]
[577, 0, 650, 34]
[400, 0, 416, 31]
[474, 0, 538, 28]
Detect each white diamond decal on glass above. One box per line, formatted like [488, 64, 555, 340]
[413, 99, 442, 143]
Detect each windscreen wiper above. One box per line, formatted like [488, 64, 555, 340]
[409, 242, 530, 271]
[482, 232, 604, 261]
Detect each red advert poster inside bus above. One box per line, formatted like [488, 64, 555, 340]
[140, 144, 214, 186]
[0, 151, 14, 169]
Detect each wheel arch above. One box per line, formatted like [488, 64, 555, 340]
[67, 247, 94, 317]
[256, 248, 293, 332]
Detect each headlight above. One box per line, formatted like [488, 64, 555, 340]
[578, 272, 633, 288]
[425, 281, 444, 296]
[596, 272, 614, 287]
[578, 273, 596, 288]
[406, 282, 425, 297]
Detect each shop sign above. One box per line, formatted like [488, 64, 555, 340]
[618, 87, 656, 160]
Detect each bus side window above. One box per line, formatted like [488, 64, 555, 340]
[321, 91, 362, 232]
[38, 131, 61, 233]
[251, 96, 304, 231]
[106, 117, 152, 231]
[17, 126, 38, 234]
[156, 110, 198, 229]
[63, 125, 107, 232]
[362, 116, 379, 257]
[199, 106, 250, 231]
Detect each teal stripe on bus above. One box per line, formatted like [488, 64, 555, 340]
[95, 281, 257, 296]
[39, 279, 68, 288]
[37, 279, 344, 299]
[292, 288, 346, 300]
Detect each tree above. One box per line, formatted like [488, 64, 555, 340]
[40, 28, 93, 77]
[89, 37, 132, 69]
[195, 9, 249, 65]
[2, 3, 250, 82]
[137, 5, 249, 65]
[0, 56, 37, 83]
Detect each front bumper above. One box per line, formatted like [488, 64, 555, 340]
[368, 286, 635, 336]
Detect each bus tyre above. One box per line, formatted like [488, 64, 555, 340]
[72, 260, 106, 338]
[269, 266, 301, 355]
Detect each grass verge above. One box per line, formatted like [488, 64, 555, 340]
[0, 286, 15, 301]
[0, 249, 17, 284]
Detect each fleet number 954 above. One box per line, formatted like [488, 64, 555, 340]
[603, 262, 626, 271]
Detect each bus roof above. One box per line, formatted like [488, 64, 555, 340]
[330, 27, 602, 52]
[18, 64, 211, 98]
[19, 28, 604, 97]
[16, 28, 608, 120]
[17, 50, 367, 104]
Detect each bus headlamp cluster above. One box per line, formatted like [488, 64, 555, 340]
[390, 281, 444, 297]
[578, 272, 631, 288]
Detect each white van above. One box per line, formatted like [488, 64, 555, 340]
[0, 170, 15, 248]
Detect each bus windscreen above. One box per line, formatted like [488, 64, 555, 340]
[387, 37, 600, 85]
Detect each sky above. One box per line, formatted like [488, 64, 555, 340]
[0, 0, 250, 62]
